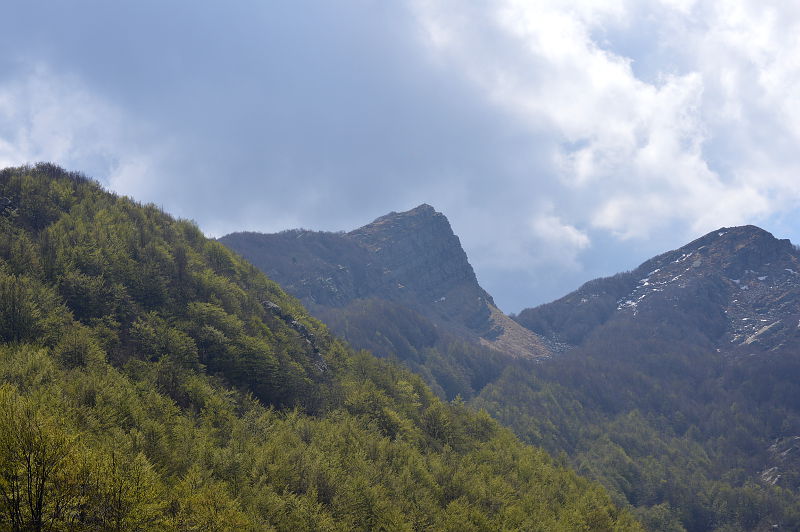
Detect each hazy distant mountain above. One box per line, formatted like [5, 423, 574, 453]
[220, 204, 549, 398]
[516, 225, 800, 356]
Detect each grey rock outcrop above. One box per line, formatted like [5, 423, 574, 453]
[221, 205, 549, 360]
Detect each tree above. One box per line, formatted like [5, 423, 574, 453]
[0, 385, 76, 531]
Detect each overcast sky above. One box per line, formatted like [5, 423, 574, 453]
[3, 1, 800, 312]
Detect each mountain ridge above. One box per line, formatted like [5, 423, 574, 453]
[477, 223, 800, 531]
[222, 201, 800, 530]
[220, 205, 549, 379]
[515, 224, 800, 355]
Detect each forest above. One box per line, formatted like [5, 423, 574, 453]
[310, 297, 512, 400]
[0, 164, 638, 531]
[475, 307, 800, 531]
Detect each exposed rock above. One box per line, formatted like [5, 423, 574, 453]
[516, 225, 800, 357]
[222, 205, 549, 360]
[262, 299, 327, 372]
[761, 436, 800, 490]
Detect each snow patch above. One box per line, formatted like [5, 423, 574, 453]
[617, 300, 639, 314]
[744, 321, 780, 345]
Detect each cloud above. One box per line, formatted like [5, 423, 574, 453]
[0, 64, 164, 199]
[3, 1, 800, 311]
[531, 212, 590, 267]
[412, 0, 800, 240]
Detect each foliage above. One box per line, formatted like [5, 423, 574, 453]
[0, 164, 638, 530]
[474, 314, 800, 531]
[312, 298, 509, 400]
[221, 229, 512, 402]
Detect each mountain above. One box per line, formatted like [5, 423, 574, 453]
[516, 224, 800, 355]
[0, 164, 638, 530]
[476, 225, 800, 531]
[220, 204, 549, 399]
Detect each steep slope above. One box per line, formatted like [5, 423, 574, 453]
[517, 225, 800, 355]
[476, 226, 800, 531]
[0, 164, 638, 531]
[220, 204, 548, 399]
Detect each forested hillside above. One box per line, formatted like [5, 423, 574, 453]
[0, 164, 638, 531]
[475, 227, 800, 531]
[475, 329, 800, 531]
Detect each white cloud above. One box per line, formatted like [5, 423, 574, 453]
[531, 212, 590, 268]
[0, 65, 161, 198]
[412, 0, 800, 245]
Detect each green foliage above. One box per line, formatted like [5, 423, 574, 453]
[0, 164, 639, 530]
[313, 298, 510, 400]
[0, 384, 77, 531]
[474, 322, 800, 531]
[0, 271, 70, 345]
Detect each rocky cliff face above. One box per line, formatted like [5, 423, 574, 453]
[347, 204, 484, 299]
[516, 225, 800, 356]
[220, 205, 548, 360]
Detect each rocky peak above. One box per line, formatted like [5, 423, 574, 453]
[516, 225, 800, 356]
[643, 225, 795, 279]
[349, 204, 487, 301]
[220, 205, 550, 360]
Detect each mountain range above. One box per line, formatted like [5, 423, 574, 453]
[2, 163, 799, 531]
[221, 205, 548, 359]
[223, 206, 800, 531]
[517, 224, 800, 356]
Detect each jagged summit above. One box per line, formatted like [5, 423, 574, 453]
[516, 224, 800, 355]
[359, 203, 438, 225]
[349, 204, 486, 301]
[349, 204, 453, 250]
[641, 225, 794, 277]
[220, 206, 549, 363]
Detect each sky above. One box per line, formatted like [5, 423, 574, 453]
[3, 1, 800, 312]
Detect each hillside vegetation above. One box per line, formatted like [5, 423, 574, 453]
[478, 232, 800, 532]
[0, 164, 638, 531]
[475, 326, 800, 531]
